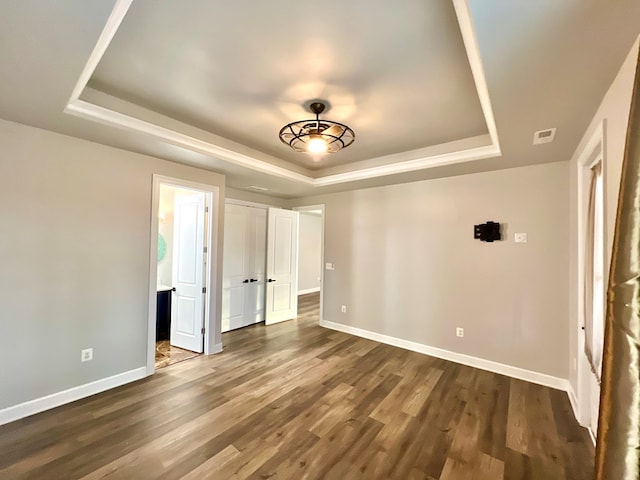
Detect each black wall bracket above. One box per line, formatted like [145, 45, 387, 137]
[474, 221, 501, 242]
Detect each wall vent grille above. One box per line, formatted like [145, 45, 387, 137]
[533, 128, 557, 145]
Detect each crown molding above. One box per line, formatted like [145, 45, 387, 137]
[65, 99, 314, 184]
[67, 0, 133, 105]
[64, 0, 502, 188]
[452, 0, 501, 151]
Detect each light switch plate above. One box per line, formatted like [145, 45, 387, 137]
[325, 262, 335, 270]
[514, 233, 528, 243]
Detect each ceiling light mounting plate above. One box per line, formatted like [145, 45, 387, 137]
[309, 102, 326, 115]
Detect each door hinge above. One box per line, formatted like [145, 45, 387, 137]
[203, 246, 207, 253]
[202, 287, 206, 294]
[205, 206, 209, 213]
[201, 327, 205, 335]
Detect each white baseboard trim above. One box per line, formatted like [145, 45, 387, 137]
[298, 288, 321, 295]
[320, 319, 570, 392]
[567, 382, 580, 423]
[0, 367, 147, 426]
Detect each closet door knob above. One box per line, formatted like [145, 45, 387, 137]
[250, 278, 258, 282]
[268, 279, 276, 283]
[242, 279, 249, 283]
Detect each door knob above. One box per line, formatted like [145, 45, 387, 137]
[268, 279, 276, 283]
[243, 279, 249, 283]
[250, 278, 258, 282]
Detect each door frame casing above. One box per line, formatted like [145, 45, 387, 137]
[574, 120, 606, 432]
[148, 174, 222, 375]
[293, 205, 325, 324]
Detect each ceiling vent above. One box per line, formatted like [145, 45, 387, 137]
[245, 185, 269, 192]
[533, 128, 556, 145]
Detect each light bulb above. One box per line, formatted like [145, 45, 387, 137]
[307, 136, 328, 154]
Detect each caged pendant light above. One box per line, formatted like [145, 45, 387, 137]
[279, 101, 355, 154]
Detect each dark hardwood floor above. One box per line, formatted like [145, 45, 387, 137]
[0, 292, 594, 479]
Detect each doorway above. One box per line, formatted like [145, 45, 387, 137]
[147, 175, 220, 374]
[155, 184, 206, 368]
[294, 205, 325, 323]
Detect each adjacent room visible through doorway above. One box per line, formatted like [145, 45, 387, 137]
[154, 183, 209, 369]
[295, 205, 325, 324]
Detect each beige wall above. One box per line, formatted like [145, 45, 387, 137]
[290, 162, 570, 378]
[568, 38, 639, 392]
[298, 213, 322, 293]
[0, 118, 225, 410]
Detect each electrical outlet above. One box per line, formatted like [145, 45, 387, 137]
[81, 348, 93, 362]
[456, 327, 464, 338]
[341, 305, 347, 313]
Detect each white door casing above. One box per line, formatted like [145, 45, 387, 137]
[265, 208, 299, 325]
[171, 191, 206, 352]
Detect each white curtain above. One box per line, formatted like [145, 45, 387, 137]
[584, 161, 604, 381]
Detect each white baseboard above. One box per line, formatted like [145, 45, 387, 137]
[320, 319, 570, 392]
[567, 382, 580, 423]
[298, 287, 321, 295]
[0, 367, 147, 426]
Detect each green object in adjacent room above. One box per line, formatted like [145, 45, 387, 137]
[157, 234, 166, 262]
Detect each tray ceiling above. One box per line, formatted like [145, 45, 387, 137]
[62, 0, 498, 187]
[2, 0, 638, 198]
[88, 0, 489, 172]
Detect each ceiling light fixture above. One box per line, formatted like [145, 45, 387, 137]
[279, 101, 355, 154]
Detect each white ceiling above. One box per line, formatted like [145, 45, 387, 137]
[89, 0, 488, 170]
[0, 1, 639, 198]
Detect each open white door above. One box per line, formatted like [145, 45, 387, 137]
[171, 191, 206, 352]
[265, 208, 299, 325]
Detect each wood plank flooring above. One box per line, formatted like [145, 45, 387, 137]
[0, 293, 594, 479]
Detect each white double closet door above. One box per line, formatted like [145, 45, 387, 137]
[222, 204, 267, 332]
[222, 204, 299, 332]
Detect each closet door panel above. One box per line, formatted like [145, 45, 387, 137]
[222, 204, 250, 332]
[247, 208, 267, 324]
